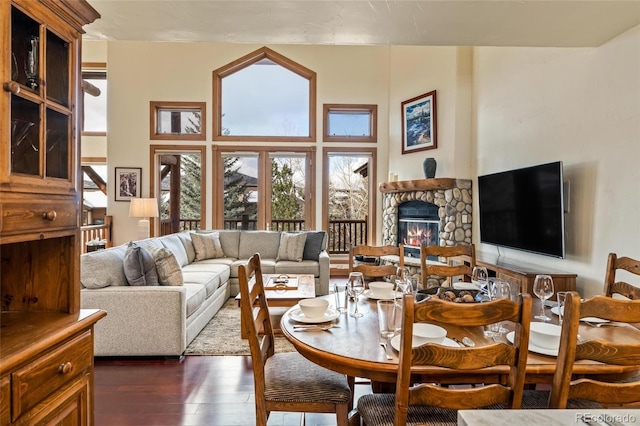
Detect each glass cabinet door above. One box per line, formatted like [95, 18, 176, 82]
[6, 5, 75, 189]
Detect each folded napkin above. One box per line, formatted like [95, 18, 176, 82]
[453, 282, 481, 291]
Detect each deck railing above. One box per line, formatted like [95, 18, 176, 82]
[162, 217, 367, 254]
[81, 216, 113, 253]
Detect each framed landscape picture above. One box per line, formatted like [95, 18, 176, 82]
[401, 90, 437, 154]
[115, 167, 141, 201]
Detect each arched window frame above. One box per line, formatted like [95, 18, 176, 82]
[212, 46, 317, 142]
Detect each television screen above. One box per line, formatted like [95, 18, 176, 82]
[478, 161, 565, 258]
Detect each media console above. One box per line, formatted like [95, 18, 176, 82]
[475, 254, 577, 301]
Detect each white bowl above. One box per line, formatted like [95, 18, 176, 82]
[369, 282, 394, 298]
[530, 322, 562, 349]
[413, 323, 447, 346]
[299, 298, 329, 319]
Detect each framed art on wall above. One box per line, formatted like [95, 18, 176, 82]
[115, 167, 141, 201]
[401, 90, 437, 154]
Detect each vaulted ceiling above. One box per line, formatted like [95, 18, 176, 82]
[83, 1, 640, 47]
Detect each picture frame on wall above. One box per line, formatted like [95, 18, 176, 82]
[115, 167, 141, 201]
[401, 90, 437, 154]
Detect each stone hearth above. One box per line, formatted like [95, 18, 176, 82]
[380, 178, 473, 253]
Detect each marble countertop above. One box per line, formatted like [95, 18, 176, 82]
[458, 409, 639, 426]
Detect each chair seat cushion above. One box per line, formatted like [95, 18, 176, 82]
[357, 393, 459, 426]
[521, 390, 604, 409]
[264, 352, 351, 404]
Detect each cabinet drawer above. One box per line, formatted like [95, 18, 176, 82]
[0, 200, 77, 234]
[12, 331, 93, 420]
[1, 375, 9, 426]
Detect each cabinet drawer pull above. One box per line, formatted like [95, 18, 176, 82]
[43, 210, 57, 221]
[58, 362, 73, 375]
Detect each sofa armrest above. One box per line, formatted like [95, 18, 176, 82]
[81, 286, 187, 356]
[318, 250, 330, 296]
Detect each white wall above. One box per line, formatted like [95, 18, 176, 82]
[473, 25, 640, 296]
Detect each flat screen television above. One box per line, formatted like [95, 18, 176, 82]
[478, 161, 565, 258]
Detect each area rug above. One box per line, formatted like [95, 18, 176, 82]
[185, 298, 295, 355]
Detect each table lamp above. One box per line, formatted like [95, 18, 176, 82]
[129, 197, 159, 240]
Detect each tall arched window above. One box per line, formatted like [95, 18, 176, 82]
[212, 47, 316, 142]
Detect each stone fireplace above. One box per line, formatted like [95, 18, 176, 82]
[380, 178, 473, 258]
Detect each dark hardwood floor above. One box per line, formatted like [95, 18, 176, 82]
[94, 355, 372, 426]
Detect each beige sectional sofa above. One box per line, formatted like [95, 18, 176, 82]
[80, 230, 329, 357]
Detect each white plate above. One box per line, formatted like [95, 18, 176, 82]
[550, 306, 609, 323]
[453, 282, 481, 291]
[390, 335, 459, 351]
[288, 307, 340, 324]
[362, 289, 402, 300]
[506, 331, 558, 357]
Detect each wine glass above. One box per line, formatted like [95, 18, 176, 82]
[348, 272, 365, 318]
[394, 266, 410, 294]
[493, 280, 512, 333]
[533, 275, 554, 321]
[471, 266, 488, 291]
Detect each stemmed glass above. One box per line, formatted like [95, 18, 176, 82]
[493, 280, 512, 333]
[394, 266, 411, 294]
[348, 272, 365, 318]
[472, 266, 489, 300]
[533, 275, 554, 321]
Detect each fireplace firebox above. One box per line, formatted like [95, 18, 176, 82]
[398, 200, 440, 257]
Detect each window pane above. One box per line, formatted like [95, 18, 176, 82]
[223, 154, 258, 229]
[83, 78, 107, 132]
[328, 155, 370, 221]
[271, 155, 306, 231]
[222, 60, 309, 137]
[157, 109, 201, 135]
[328, 111, 371, 137]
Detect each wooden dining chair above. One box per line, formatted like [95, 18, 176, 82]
[238, 253, 352, 426]
[542, 292, 640, 408]
[604, 253, 640, 299]
[357, 291, 532, 426]
[420, 243, 476, 289]
[349, 244, 405, 281]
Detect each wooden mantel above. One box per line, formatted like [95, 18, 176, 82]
[379, 178, 456, 193]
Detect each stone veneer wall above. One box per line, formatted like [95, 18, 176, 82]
[380, 179, 473, 248]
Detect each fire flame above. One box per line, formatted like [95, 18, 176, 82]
[402, 223, 435, 247]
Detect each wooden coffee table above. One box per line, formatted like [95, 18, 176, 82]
[236, 274, 316, 338]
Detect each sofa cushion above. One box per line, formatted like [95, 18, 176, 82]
[149, 246, 184, 286]
[302, 231, 327, 260]
[276, 232, 307, 262]
[80, 245, 128, 289]
[192, 232, 225, 261]
[275, 260, 320, 277]
[158, 234, 190, 267]
[239, 231, 281, 259]
[177, 231, 196, 264]
[123, 241, 159, 286]
[217, 230, 240, 259]
[183, 284, 207, 318]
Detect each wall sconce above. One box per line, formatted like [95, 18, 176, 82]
[129, 198, 159, 240]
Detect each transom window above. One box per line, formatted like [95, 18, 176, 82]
[212, 47, 316, 142]
[323, 104, 377, 142]
[82, 63, 107, 135]
[150, 101, 206, 141]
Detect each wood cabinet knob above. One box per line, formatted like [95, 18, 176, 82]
[3, 82, 20, 94]
[58, 362, 73, 375]
[43, 210, 57, 221]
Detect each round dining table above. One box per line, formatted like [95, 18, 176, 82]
[280, 292, 640, 385]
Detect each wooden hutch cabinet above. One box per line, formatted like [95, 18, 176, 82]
[0, 1, 106, 425]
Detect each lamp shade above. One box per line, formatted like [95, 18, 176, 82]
[129, 198, 159, 218]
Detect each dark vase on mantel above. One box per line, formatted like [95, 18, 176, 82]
[423, 158, 437, 178]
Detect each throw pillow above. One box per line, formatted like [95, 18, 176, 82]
[191, 232, 225, 261]
[123, 241, 159, 286]
[276, 232, 307, 262]
[302, 231, 327, 260]
[148, 246, 184, 286]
